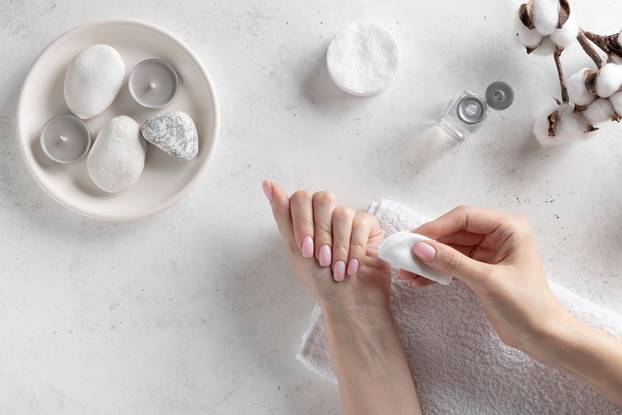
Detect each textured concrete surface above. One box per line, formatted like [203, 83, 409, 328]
[1, 0, 621, 413]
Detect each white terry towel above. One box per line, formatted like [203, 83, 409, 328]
[297, 200, 622, 414]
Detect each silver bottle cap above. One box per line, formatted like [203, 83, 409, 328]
[457, 95, 487, 125]
[485, 81, 514, 111]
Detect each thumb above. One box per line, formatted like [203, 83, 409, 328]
[412, 240, 489, 288]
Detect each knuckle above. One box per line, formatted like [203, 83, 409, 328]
[478, 266, 497, 283]
[332, 243, 349, 260]
[442, 251, 462, 274]
[511, 213, 529, 226]
[313, 191, 336, 206]
[349, 239, 366, 253]
[454, 204, 471, 214]
[333, 206, 354, 222]
[353, 212, 375, 227]
[290, 190, 311, 205]
[314, 221, 332, 236]
[509, 214, 531, 236]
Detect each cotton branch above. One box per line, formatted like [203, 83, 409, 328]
[577, 31, 603, 69]
[553, 47, 569, 103]
[583, 31, 622, 61]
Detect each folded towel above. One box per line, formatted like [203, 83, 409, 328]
[379, 231, 452, 285]
[297, 200, 622, 414]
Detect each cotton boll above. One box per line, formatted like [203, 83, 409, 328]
[610, 92, 622, 117]
[533, 103, 587, 146]
[595, 63, 622, 98]
[583, 99, 616, 125]
[531, 38, 556, 56]
[532, 0, 560, 36]
[550, 14, 578, 49]
[514, 9, 543, 50]
[557, 108, 590, 138]
[568, 68, 596, 106]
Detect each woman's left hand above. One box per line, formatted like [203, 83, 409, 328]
[263, 181, 421, 415]
[263, 180, 391, 316]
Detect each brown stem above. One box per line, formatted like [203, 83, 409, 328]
[553, 47, 569, 103]
[577, 31, 603, 69]
[584, 31, 622, 60]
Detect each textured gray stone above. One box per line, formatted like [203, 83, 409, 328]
[141, 111, 199, 161]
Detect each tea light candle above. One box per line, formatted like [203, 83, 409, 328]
[40, 114, 91, 164]
[128, 59, 179, 109]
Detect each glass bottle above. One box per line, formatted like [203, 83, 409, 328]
[439, 81, 514, 142]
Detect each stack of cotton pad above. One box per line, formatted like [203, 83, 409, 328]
[326, 21, 400, 96]
[378, 231, 453, 285]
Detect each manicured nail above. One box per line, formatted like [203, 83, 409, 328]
[302, 236, 314, 258]
[319, 244, 332, 267]
[413, 241, 436, 261]
[347, 258, 359, 276]
[333, 260, 346, 282]
[262, 180, 273, 202]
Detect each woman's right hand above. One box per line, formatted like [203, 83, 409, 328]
[400, 206, 573, 359]
[405, 206, 622, 405]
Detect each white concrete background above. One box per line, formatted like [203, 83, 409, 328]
[1, 0, 622, 413]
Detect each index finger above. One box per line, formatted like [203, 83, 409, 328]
[414, 205, 511, 239]
[265, 181, 297, 253]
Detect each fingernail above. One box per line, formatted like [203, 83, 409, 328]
[413, 241, 436, 261]
[333, 260, 346, 282]
[347, 258, 359, 276]
[262, 180, 273, 202]
[302, 236, 314, 258]
[319, 244, 332, 267]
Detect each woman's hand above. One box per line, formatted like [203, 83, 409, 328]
[262, 180, 391, 316]
[263, 180, 421, 415]
[403, 206, 622, 405]
[400, 205, 568, 355]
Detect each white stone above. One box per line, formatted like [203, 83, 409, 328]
[141, 111, 199, 161]
[64, 44, 125, 119]
[87, 115, 146, 193]
[326, 21, 400, 97]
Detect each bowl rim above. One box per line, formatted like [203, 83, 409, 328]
[16, 18, 220, 222]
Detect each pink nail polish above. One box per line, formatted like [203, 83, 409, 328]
[413, 242, 436, 261]
[333, 260, 346, 282]
[347, 258, 359, 276]
[302, 236, 314, 258]
[319, 244, 332, 267]
[262, 180, 273, 202]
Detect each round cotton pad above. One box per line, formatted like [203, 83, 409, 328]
[326, 21, 400, 97]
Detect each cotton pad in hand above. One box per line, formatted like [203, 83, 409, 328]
[378, 232, 452, 286]
[326, 21, 400, 97]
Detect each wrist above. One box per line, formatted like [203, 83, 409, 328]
[522, 307, 582, 367]
[322, 302, 393, 330]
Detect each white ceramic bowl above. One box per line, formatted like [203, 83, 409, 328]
[16, 19, 219, 221]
